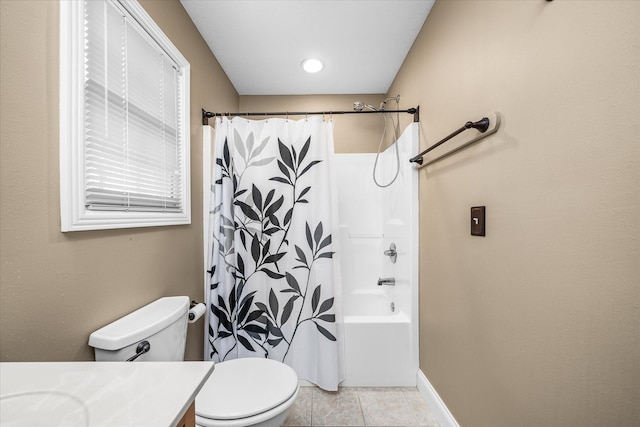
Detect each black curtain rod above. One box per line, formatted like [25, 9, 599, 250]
[202, 107, 419, 126]
[409, 117, 490, 165]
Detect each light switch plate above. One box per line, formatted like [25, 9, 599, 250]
[471, 206, 486, 236]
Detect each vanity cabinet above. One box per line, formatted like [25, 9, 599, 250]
[175, 402, 196, 427]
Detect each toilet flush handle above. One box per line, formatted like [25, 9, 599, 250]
[126, 340, 151, 361]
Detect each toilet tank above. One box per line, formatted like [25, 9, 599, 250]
[88, 296, 190, 362]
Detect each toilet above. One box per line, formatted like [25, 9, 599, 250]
[88, 296, 299, 427]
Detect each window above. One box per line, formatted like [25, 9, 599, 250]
[60, 0, 190, 232]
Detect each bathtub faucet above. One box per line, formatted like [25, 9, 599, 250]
[384, 243, 397, 264]
[377, 277, 396, 286]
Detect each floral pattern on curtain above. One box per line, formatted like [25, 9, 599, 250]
[206, 117, 343, 390]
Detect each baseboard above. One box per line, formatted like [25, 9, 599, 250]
[416, 369, 460, 427]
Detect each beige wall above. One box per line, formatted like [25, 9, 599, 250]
[0, 0, 238, 361]
[388, 1, 639, 426]
[239, 95, 389, 153]
[2, 0, 639, 424]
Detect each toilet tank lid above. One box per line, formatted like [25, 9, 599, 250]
[88, 296, 190, 351]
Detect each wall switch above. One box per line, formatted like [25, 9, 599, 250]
[471, 206, 486, 236]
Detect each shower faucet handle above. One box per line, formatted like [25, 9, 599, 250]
[383, 248, 397, 256]
[383, 243, 397, 264]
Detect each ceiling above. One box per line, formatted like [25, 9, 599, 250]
[180, 0, 435, 96]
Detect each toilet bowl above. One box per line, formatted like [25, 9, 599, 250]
[195, 358, 298, 427]
[88, 296, 299, 427]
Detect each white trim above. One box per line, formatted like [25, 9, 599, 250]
[59, 0, 191, 232]
[59, 0, 84, 232]
[115, 0, 187, 68]
[417, 369, 460, 427]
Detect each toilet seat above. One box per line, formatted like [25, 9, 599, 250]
[195, 358, 298, 426]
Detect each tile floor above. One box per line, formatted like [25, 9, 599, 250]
[284, 387, 440, 427]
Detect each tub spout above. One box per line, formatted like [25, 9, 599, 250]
[377, 277, 396, 286]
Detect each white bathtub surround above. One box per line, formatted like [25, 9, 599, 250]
[335, 123, 419, 386]
[342, 289, 394, 317]
[417, 370, 460, 427]
[205, 117, 344, 391]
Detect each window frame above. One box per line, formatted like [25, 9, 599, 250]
[59, 0, 191, 232]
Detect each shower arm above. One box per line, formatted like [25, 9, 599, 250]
[409, 118, 490, 165]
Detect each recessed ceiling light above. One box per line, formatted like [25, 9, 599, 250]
[301, 58, 323, 73]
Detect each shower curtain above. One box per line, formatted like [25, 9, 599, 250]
[205, 116, 344, 391]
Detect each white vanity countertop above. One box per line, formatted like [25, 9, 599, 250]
[0, 361, 215, 427]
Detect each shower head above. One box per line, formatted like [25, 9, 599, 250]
[354, 96, 400, 112]
[353, 101, 378, 111]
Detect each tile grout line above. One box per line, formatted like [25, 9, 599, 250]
[310, 386, 313, 427]
[355, 388, 367, 427]
[402, 387, 422, 427]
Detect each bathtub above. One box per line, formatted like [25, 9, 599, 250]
[343, 289, 396, 317]
[341, 290, 417, 387]
[335, 124, 419, 387]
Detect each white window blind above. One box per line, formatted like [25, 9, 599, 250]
[84, 0, 182, 212]
[60, 0, 190, 231]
